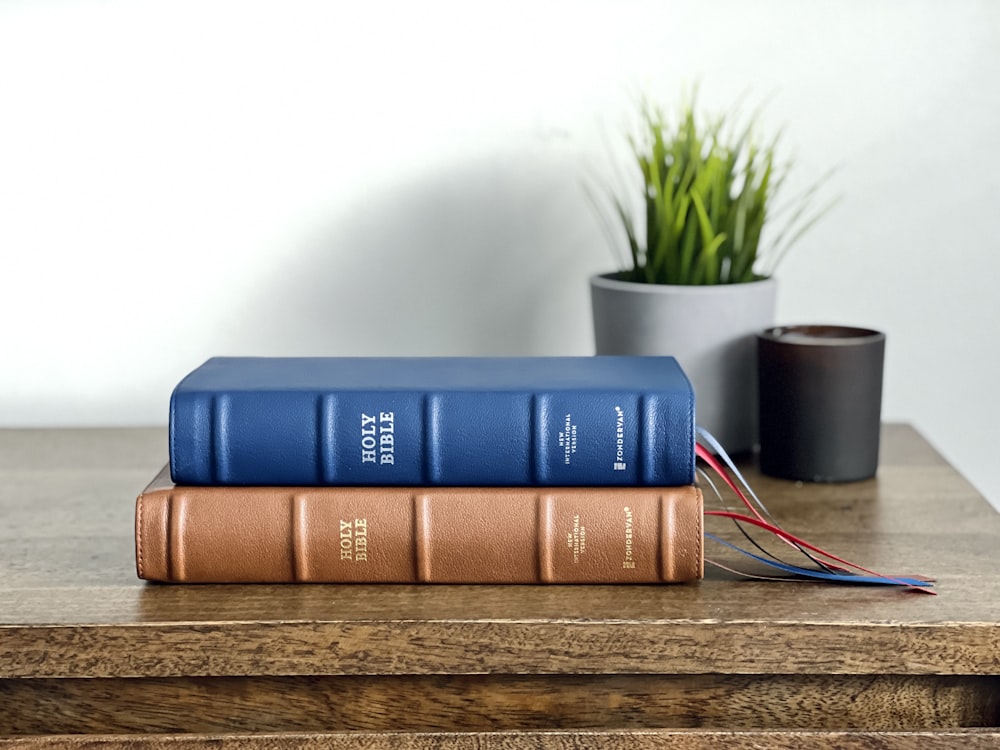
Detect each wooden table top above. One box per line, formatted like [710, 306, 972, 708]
[1, 424, 998, 682]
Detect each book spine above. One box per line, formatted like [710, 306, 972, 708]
[135, 486, 703, 584]
[169, 389, 695, 486]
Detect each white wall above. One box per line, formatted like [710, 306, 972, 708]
[2, 0, 998, 509]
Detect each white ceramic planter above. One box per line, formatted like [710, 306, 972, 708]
[590, 273, 777, 454]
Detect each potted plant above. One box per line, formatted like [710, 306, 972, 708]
[589, 95, 833, 453]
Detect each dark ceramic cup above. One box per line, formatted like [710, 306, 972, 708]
[757, 325, 886, 482]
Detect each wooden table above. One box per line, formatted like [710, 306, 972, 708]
[1, 425, 998, 748]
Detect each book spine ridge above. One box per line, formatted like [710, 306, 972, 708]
[538, 494, 553, 583]
[529, 394, 538, 484]
[637, 393, 646, 484]
[168, 492, 184, 582]
[415, 494, 431, 582]
[423, 395, 436, 486]
[319, 396, 336, 484]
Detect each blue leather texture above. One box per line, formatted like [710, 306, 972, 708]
[169, 356, 696, 486]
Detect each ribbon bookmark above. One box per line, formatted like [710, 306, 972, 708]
[696, 427, 935, 594]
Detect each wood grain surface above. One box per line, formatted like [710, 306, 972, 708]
[2, 673, 998, 734]
[1, 425, 998, 746]
[4, 731, 1000, 750]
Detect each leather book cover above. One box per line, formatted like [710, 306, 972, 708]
[136, 466, 704, 584]
[168, 356, 695, 487]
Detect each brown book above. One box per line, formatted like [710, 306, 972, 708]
[135, 466, 703, 584]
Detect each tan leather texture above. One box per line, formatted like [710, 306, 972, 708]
[136, 466, 703, 584]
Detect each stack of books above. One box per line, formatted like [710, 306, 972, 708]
[135, 356, 705, 584]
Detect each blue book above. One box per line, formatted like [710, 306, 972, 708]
[169, 356, 695, 486]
